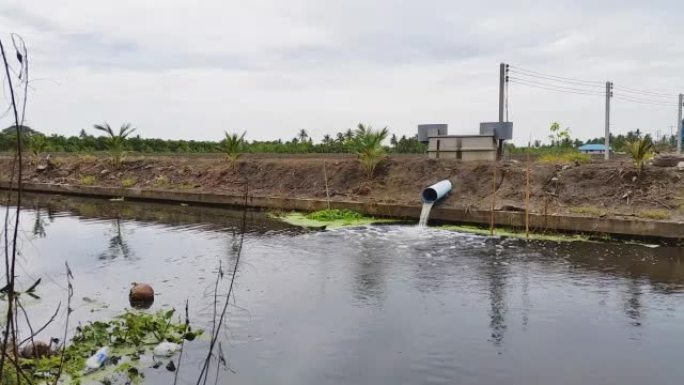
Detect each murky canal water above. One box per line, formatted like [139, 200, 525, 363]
[3, 194, 684, 385]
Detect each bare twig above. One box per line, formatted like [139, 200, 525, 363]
[52, 262, 73, 385]
[172, 299, 190, 385]
[196, 182, 248, 385]
[18, 301, 61, 346]
[0, 34, 26, 379]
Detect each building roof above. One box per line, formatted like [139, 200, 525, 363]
[429, 134, 495, 139]
[578, 144, 609, 151]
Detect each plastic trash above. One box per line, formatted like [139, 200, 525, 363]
[153, 342, 180, 357]
[85, 346, 109, 371]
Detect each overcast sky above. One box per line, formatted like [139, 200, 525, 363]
[1, 0, 682, 145]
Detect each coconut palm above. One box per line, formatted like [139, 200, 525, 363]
[297, 129, 309, 142]
[625, 138, 654, 173]
[352, 123, 389, 178]
[93, 123, 136, 165]
[224, 131, 246, 170]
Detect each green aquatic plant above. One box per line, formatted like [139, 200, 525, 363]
[273, 210, 397, 229]
[305, 209, 364, 221]
[1, 309, 201, 384]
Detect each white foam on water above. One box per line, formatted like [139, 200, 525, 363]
[418, 202, 434, 227]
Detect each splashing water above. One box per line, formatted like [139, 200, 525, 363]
[418, 202, 434, 227]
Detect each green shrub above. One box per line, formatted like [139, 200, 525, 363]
[92, 122, 136, 165]
[350, 124, 389, 178]
[223, 131, 246, 169]
[624, 138, 654, 172]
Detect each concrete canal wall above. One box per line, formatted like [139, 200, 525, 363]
[2, 182, 683, 241]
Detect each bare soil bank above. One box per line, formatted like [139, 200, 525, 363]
[2, 154, 683, 222]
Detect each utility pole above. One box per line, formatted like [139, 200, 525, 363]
[604, 81, 613, 160]
[496, 63, 508, 159]
[499, 63, 505, 123]
[678, 93, 683, 154]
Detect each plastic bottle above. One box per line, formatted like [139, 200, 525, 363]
[85, 346, 109, 371]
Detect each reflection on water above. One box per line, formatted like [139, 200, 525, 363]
[99, 219, 132, 260]
[2, 192, 684, 385]
[484, 254, 508, 346]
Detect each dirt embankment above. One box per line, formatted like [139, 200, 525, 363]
[1, 154, 683, 222]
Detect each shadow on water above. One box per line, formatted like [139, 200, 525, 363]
[547, 240, 684, 291]
[11, 191, 302, 235]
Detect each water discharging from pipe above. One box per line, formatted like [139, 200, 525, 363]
[418, 202, 434, 227]
[418, 180, 452, 227]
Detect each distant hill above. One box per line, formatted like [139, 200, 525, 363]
[2, 125, 42, 136]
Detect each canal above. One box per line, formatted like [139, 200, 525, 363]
[2, 193, 684, 385]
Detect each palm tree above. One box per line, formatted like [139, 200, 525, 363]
[625, 138, 654, 173]
[297, 129, 309, 143]
[224, 131, 246, 170]
[352, 123, 389, 178]
[93, 123, 136, 165]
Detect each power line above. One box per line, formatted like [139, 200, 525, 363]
[511, 63, 679, 99]
[508, 70, 679, 105]
[612, 85, 676, 99]
[509, 64, 604, 86]
[612, 94, 678, 107]
[509, 69, 604, 90]
[508, 77, 605, 96]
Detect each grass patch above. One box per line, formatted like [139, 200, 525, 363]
[637, 209, 671, 220]
[273, 209, 396, 229]
[78, 154, 97, 163]
[121, 177, 137, 188]
[79, 175, 96, 186]
[537, 151, 591, 165]
[153, 175, 169, 187]
[568, 205, 607, 216]
[439, 224, 590, 242]
[176, 182, 196, 190]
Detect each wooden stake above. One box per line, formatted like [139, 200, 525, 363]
[490, 158, 497, 235]
[323, 160, 331, 210]
[525, 144, 531, 241]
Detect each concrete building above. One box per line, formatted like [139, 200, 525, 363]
[427, 135, 498, 160]
[419, 122, 512, 161]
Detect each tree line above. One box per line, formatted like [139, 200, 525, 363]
[0, 125, 426, 154]
[507, 122, 679, 154]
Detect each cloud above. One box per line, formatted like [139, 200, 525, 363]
[0, 0, 682, 144]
